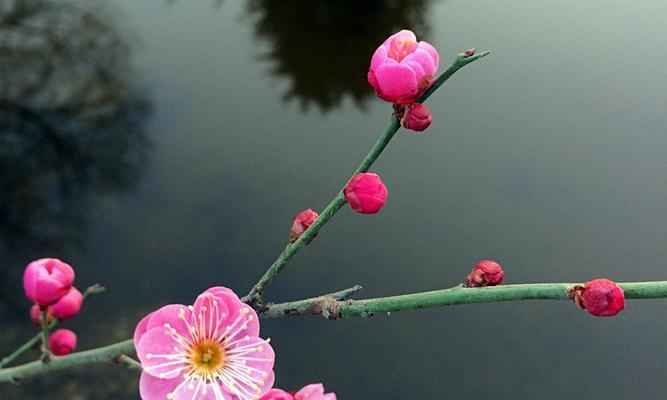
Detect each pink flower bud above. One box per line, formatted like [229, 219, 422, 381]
[343, 172, 388, 214]
[51, 287, 83, 320]
[49, 329, 77, 356]
[30, 304, 54, 327]
[290, 209, 319, 243]
[401, 103, 432, 132]
[572, 278, 625, 317]
[465, 260, 504, 287]
[23, 258, 75, 307]
[368, 30, 440, 104]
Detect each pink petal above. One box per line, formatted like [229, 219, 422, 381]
[403, 48, 436, 78]
[369, 45, 388, 71]
[417, 41, 439, 71]
[136, 327, 187, 379]
[259, 370, 276, 398]
[134, 311, 153, 346]
[201, 286, 237, 297]
[260, 388, 294, 400]
[223, 337, 275, 398]
[33, 279, 69, 306]
[146, 304, 191, 339]
[403, 59, 425, 81]
[374, 63, 417, 103]
[139, 372, 184, 400]
[217, 293, 261, 339]
[385, 29, 417, 47]
[192, 292, 231, 339]
[141, 375, 226, 400]
[295, 383, 336, 400]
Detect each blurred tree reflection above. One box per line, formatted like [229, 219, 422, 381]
[0, 0, 150, 303]
[248, 0, 432, 111]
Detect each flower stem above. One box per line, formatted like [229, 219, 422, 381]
[0, 284, 105, 368]
[242, 51, 490, 304]
[39, 310, 51, 362]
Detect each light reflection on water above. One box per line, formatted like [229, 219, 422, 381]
[1, 0, 667, 399]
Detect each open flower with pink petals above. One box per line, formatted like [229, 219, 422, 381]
[368, 29, 439, 104]
[134, 287, 275, 400]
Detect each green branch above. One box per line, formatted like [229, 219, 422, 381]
[0, 284, 105, 368]
[260, 281, 667, 319]
[2, 280, 667, 383]
[242, 50, 490, 304]
[0, 340, 135, 383]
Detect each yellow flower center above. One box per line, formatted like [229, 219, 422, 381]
[190, 341, 225, 374]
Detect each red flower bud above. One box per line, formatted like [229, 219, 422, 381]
[572, 278, 625, 317]
[51, 287, 83, 321]
[30, 304, 54, 327]
[401, 103, 432, 132]
[290, 209, 319, 243]
[49, 329, 77, 356]
[465, 260, 504, 287]
[343, 173, 388, 214]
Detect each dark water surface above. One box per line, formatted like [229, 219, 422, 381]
[2, 0, 667, 398]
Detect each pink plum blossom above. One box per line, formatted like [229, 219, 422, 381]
[343, 172, 388, 214]
[259, 384, 336, 400]
[49, 329, 77, 356]
[135, 286, 275, 400]
[259, 389, 293, 400]
[368, 29, 440, 104]
[23, 258, 75, 307]
[52, 287, 84, 320]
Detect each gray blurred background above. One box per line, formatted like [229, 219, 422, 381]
[1, 0, 666, 398]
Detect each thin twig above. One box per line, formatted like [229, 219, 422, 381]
[39, 310, 51, 362]
[258, 285, 363, 319]
[114, 354, 142, 371]
[0, 284, 105, 368]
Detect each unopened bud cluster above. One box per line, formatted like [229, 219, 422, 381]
[23, 258, 84, 355]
